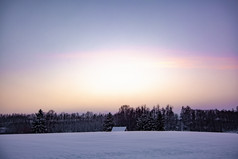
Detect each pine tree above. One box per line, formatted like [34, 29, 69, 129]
[136, 114, 147, 130]
[32, 109, 47, 133]
[103, 113, 114, 132]
[155, 111, 165, 131]
[136, 113, 155, 131]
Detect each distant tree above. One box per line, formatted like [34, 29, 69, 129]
[114, 105, 136, 130]
[163, 105, 176, 130]
[32, 109, 47, 133]
[136, 113, 149, 131]
[155, 111, 165, 131]
[103, 113, 114, 132]
[136, 113, 156, 131]
[45, 110, 57, 133]
[151, 105, 165, 131]
[180, 106, 192, 131]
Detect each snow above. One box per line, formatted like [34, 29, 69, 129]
[112, 127, 126, 131]
[0, 131, 237, 159]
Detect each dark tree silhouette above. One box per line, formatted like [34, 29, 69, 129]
[45, 110, 57, 133]
[136, 113, 149, 131]
[114, 105, 137, 130]
[32, 109, 47, 133]
[1, 105, 237, 134]
[103, 113, 114, 132]
[155, 111, 165, 131]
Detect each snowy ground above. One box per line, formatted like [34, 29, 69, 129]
[0, 131, 237, 159]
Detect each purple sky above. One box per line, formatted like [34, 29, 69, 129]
[0, 0, 238, 113]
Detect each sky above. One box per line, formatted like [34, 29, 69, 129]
[0, 0, 238, 114]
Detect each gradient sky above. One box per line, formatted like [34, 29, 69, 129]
[0, 0, 238, 114]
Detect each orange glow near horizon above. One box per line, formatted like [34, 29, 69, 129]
[0, 48, 238, 114]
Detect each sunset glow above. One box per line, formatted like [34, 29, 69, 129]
[0, 0, 238, 113]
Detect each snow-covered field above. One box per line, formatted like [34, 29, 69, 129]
[0, 131, 237, 159]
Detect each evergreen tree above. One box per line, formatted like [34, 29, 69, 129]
[155, 111, 165, 131]
[103, 113, 114, 131]
[163, 105, 176, 130]
[136, 113, 155, 131]
[32, 109, 47, 133]
[136, 114, 147, 130]
[180, 106, 192, 131]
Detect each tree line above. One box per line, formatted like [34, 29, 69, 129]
[0, 105, 237, 134]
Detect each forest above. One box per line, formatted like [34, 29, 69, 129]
[0, 105, 237, 134]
